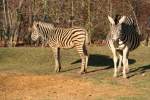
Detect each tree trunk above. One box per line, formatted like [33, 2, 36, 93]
[6, 0, 13, 47]
[87, 0, 91, 44]
[12, 0, 24, 47]
[71, 0, 74, 27]
[145, 29, 150, 46]
[2, 0, 9, 46]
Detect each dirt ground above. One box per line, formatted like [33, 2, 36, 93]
[0, 72, 140, 100]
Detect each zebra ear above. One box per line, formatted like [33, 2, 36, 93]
[36, 23, 39, 27]
[108, 16, 115, 25]
[119, 16, 126, 24]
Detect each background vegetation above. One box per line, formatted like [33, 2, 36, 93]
[0, 0, 150, 47]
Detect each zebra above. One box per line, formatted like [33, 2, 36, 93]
[107, 15, 140, 78]
[31, 21, 89, 74]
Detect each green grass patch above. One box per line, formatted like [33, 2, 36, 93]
[0, 45, 150, 99]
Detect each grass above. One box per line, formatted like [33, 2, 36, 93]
[0, 45, 150, 100]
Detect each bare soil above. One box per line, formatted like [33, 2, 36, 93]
[0, 72, 140, 100]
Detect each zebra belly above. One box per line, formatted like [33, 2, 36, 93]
[57, 41, 75, 49]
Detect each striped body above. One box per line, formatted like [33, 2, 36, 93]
[107, 16, 140, 78]
[45, 27, 88, 48]
[107, 16, 140, 51]
[31, 21, 89, 73]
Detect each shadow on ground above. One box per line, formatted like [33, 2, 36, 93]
[128, 64, 150, 78]
[71, 54, 113, 67]
[71, 54, 136, 67]
[67, 54, 136, 73]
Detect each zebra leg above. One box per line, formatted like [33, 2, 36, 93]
[57, 48, 61, 71]
[41, 42, 44, 48]
[112, 49, 118, 77]
[52, 48, 61, 72]
[76, 45, 86, 74]
[122, 47, 129, 78]
[109, 40, 118, 77]
[41, 39, 45, 48]
[118, 52, 123, 72]
[83, 45, 88, 72]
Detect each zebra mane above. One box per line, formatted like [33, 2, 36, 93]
[114, 14, 121, 25]
[33, 21, 55, 30]
[121, 16, 134, 25]
[115, 16, 134, 25]
[32, 21, 56, 40]
[121, 16, 137, 34]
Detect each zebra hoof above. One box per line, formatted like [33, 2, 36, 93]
[54, 68, 61, 73]
[118, 67, 129, 73]
[118, 67, 122, 72]
[78, 71, 86, 74]
[54, 70, 60, 73]
[113, 75, 117, 78]
[84, 69, 88, 73]
[123, 75, 127, 79]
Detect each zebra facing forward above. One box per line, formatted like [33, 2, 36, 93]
[31, 21, 89, 74]
[107, 15, 140, 78]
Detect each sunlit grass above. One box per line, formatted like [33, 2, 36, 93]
[0, 45, 149, 100]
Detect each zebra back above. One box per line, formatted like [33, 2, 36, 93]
[32, 21, 89, 48]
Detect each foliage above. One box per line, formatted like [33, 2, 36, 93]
[0, 0, 149, 46]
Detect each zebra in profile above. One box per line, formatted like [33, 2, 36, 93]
[107, 15, 140, 78]
[31, 21, 89, 74]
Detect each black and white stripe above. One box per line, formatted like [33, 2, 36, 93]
[31, 21, 89, 74]
[120, 17, 140, 50]
[107, 15, 140, 78]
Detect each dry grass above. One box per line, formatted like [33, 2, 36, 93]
[0, 45, 150, 100]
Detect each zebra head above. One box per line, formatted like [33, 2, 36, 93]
[31, 21, 55, 41]
[31, 21, 41, 41]
[108, 16, 126, 46]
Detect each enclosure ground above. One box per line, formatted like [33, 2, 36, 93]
[0, 46, 150, 100]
